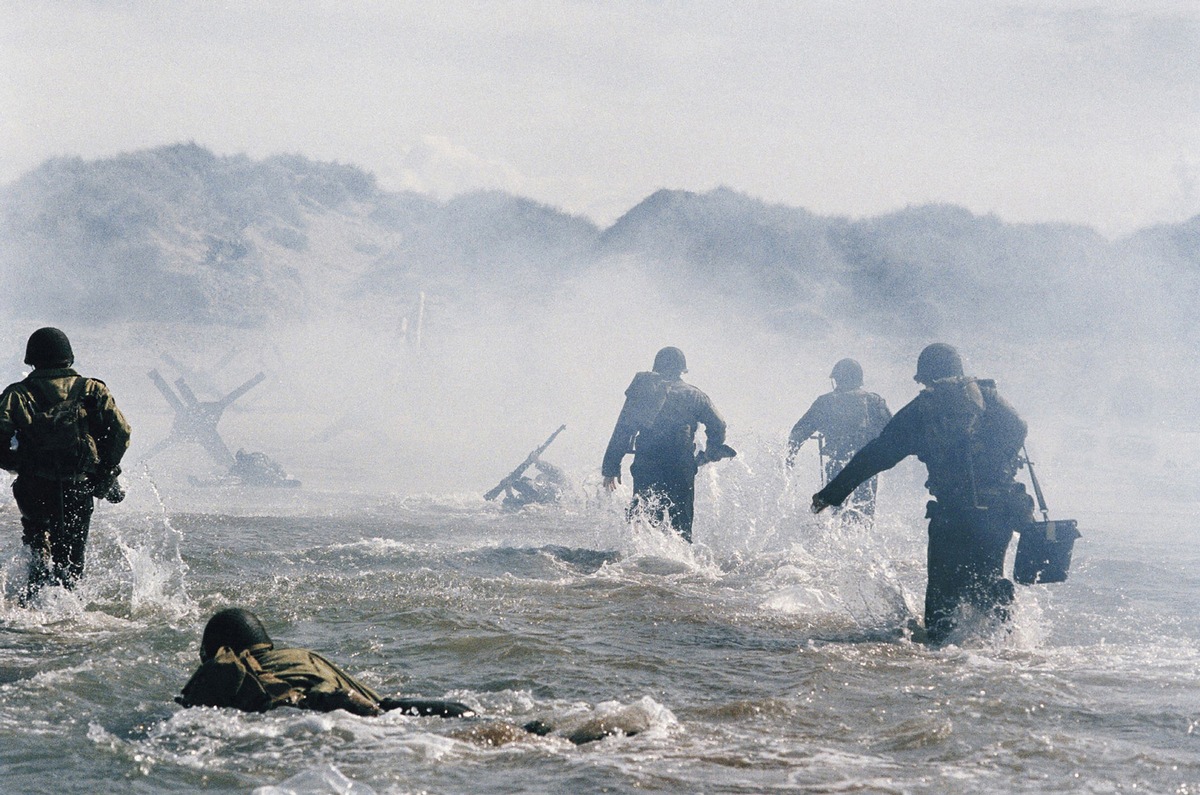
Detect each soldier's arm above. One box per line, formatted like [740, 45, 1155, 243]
[601, 416, 635, 480]
[89, 381, 132, 469]
[602, 378, 647, 481]
[787, 398, 825, 458]
[603, 375, 652, 481]
[816, 399, 920, 507]
[697, 392, 727, 448]
[303, 685, 383, 716]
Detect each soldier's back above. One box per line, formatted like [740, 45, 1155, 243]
[820, 389, 887, 454]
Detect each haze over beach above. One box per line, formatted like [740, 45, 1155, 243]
[1, 3, 1199, 794]
[3, 2, 1198, 236]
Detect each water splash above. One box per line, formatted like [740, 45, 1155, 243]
[105, 464, 193, 619]
[253, 763, 378, 795]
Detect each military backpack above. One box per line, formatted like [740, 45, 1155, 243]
[177, 646, 303, 712]
[19, 377, 100, 479]
[614, 371, 671, 453]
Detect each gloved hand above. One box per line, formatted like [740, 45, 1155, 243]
[304, 688, 383, 717]
[91, 467, 125, 503]
[811, 493, 832, 514]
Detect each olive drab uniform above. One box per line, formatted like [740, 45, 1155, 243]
[788, 387, 891, 516]
[602, 371, 726, 543]
[178, 643, 383, 715]
[815, 376, 1033, 643]
[0, 367, 131, 596]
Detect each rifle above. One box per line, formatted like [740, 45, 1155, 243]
[815, 433, 827, 487]
[1013, 445, 1081, 585]
[484, 425, 567, 501]
[695, 442, 737, 467]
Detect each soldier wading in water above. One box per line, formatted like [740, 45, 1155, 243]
[0, 328, 130, 602]
[811, 344, 1034, 644]
[602, 347, 732, 543]
[787, 358, 891, 519]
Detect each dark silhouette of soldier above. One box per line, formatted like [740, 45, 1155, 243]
[178, 608, 474, 718]
[502, 460, 568, 510]
[180, 608, 652, 745]
[787, 358, 891, 518]
[0, 328, 130, 601]
[812, 344, 1034, 644]
[602, 347, 729, 543]
[228, 449, 300, 488]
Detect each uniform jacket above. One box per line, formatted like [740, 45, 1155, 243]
[178, 643, 382, 713]
[817, 377, 1027, 510]
[788, 387, 891, 462]
[0, 368, 131, 479]
[602, 374, 726, 477]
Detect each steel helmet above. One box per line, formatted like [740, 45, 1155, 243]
[830, 358, 863, 389]
[652, 346, 687, 376]
[24, 327, 74, 367]
[914, 343, 963, 384]
[200, 607, 273, 662]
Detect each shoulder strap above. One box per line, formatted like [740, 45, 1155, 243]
[66, 376, 89, 404]
[1021, 445, 1051, 521]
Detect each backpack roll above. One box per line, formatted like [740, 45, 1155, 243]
[614, 371, 671, 453]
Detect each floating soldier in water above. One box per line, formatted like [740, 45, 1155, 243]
[811, 344, 1034, 644]
[178, 607, 640, 744]
[602, 347, 734, 543]
[0, 328, 131, 601]
[787, 358, 891, 519]
[190, 449, 300, 488]
[501, 459, 568, 510]
[228, 449, 301, 488]
[177, 608, 474, 717]
[485, 425, 568, 508]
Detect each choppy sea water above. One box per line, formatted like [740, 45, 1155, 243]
[0, 452, 1197, 795]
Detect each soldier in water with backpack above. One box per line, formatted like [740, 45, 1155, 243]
[178, 607, 474, 718]
[0, 328, 131, 601]
[811, 344, 1034, 644]
[601, 347, 733, 543]
[786, 358, 892, 520]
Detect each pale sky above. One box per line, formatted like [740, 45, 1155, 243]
[2, 1, 1198, 236]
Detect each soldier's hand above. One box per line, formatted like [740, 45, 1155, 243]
[811, 494, 831, 514]
[307, 689, 383, 717]
[603, 475, 620, 492]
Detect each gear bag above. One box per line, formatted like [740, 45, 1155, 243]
[615, 371, 671, 451]
[177, 646, 303, 712]
[1013, 446, 1081, 585]
[920, 377, 986, 452]
[19, 377, 100, 478]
